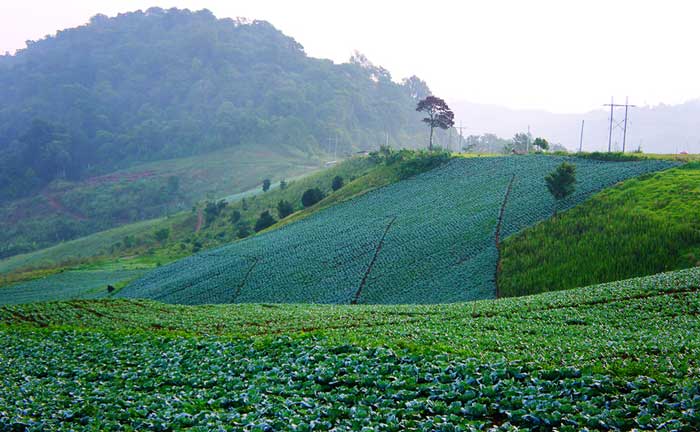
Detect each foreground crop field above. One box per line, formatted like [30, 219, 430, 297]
[500, 162, 700, 297]
[121, 155, 676, 304]
[1, 267, 699, 430]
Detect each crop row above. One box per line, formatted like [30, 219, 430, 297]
[0, 269, 145, 305]
[121, 155, 677, 304]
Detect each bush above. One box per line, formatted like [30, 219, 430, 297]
[154, 228, 170, 243]
[229, 210, 241, 224]
[262, 178, 271, 192]
[277, 200, 294, 219]
[237, 223, 252, 239]
[331, 176, 344, 191]
[254, 211, 276, 232]
[577, 152, 643, 162]
[301, 188, 325, 207]
[397, 149, 451, 179]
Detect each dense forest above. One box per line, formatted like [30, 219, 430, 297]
[0, 7, 431, 202]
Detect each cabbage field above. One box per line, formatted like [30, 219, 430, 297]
[120, 155, 677, 304]
[2, 267, 699, 430]
[0, 268, 146, 305]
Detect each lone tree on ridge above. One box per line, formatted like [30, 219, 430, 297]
[416, 96, 455, 150]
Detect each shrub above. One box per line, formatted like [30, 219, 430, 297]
[254, 211, 276, 232]
[301, 188, 325, 208]
[277, 200, 294, 219]
[229, 210, 241, 224]
[262, 179, 271, 192]
[331, 176, 344, 191]
[154, 228, 170, 243]
[237, 223, 252, 239]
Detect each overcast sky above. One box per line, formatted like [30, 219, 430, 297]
[2, 0, 699, 113]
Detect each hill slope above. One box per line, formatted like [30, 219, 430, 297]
[499, 162, 700, 296]
[2, 267, 699, 429]
[120, 155, 676, 305]
[0, 7, 435, 256]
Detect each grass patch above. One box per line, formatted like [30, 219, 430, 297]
[499, 164, 700, 296]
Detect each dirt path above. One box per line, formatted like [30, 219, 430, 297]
[494, 174, 516, 298]
[352, 216, 397, 305]
[195, 208, 203, 233]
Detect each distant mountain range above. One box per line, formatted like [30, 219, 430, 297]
[450, 99, 700, 154]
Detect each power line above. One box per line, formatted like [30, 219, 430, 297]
[579, 119, 585, 153]
[603, 96, 636, 153]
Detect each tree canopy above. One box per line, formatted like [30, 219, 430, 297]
[416, 96, 455, 150]
[0, 7, 430, 201]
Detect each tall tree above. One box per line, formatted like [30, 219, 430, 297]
[533, 137, 550, 152]
[545, 162, 576, 216]
[416, 96, 455, 150]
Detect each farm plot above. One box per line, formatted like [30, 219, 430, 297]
[120, 156, 677, 305]
[0, 269, 145, 305]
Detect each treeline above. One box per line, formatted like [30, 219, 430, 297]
[0, 7, 430, 201]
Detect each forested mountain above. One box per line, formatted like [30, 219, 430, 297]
[0, 7, 431, 202]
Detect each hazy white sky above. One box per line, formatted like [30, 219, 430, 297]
[2, 0, 699, 113]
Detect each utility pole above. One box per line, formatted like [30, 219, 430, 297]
[579, 119, 585, 153]
[455, 122, 468, 152]
[605, 97, 615, 153]
[527, 125, 531, 153]
[604, 97, 636, 153]
[621, 96, 636, 153]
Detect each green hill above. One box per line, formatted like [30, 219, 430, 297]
[2, 266, 699, 430]
[0, 146, 319, 259]
[119, 155, 675, 305]
[0, 7, 437, 257]
[499, 162, 700, 297]
[0, 153, 425, 303]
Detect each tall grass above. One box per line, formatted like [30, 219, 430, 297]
[499, 165, 700, 296]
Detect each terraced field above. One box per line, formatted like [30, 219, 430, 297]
[121, 155, 676, 304]
[2, 267, 699, 430]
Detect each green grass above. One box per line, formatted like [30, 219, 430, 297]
[499, 163, 700, 297]
[0, 146, 321, 259]
[1, 267, 699, 430]
[0, 157, 379, 278]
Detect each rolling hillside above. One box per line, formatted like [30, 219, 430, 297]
[0, 7, 437, 258]
[499, 162, 700, 296]
[120, 155, 676, 305]
[2, 267, 699, 429]
[0, 147, 319, 259]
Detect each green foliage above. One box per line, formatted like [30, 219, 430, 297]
[545, 162, 577, 214]
[331, 175, 344, 191]
[229, 210, 241, 224]
[153, 228, 169, 243]
[0, 147, 317, 259]
[532, 137, 549, 151]
[279, 179, 287, 190]
[254, 211, 276, 232]
[204, 200, 227, 225]
[262, 179, 271, 192]
[0, 8, 429, 204]
[578, 151, 644, 162]
[276, 200, 294, 219]
[301, 188, 325, 208]
[1, 267, 700, 429]
[236, 223, 252, 239]
[500, 164, 700, 296]
[120, 156, 674, 305]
